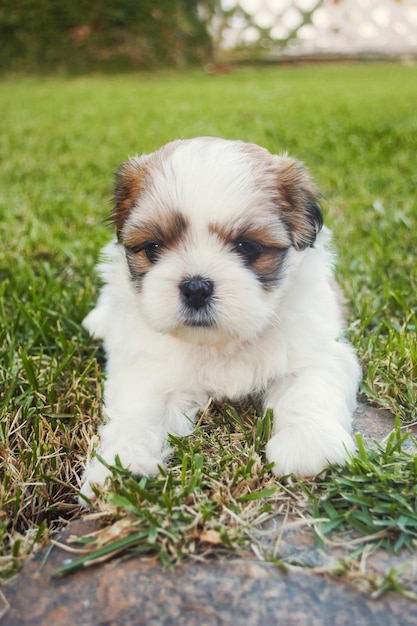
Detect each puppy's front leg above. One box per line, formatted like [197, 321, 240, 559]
[264, 360, 359, 477]
[80, 385, 199, 502]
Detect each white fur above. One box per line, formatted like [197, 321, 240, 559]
[80, 138, 361, 502]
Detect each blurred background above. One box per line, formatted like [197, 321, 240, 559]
[1, 0, 416, 75]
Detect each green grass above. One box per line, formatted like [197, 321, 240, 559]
[305, 421, 417, 552]
[1, 64, 417, 588]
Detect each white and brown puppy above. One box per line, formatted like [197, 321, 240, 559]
[80, 137, 361, 500]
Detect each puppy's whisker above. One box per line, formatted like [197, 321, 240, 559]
[269, 311, 284, 329]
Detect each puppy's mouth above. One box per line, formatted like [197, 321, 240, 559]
[182, 313, 216, 329]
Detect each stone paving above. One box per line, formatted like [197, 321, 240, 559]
[2, 403, 417, 625]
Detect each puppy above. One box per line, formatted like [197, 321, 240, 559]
[80, 137, 361, 500]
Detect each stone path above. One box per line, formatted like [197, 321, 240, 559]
[2, 404, 417, 625]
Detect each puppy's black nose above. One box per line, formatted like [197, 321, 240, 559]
[180, 277, 214, 310]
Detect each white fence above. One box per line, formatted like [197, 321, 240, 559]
[213, 0, 417, 59]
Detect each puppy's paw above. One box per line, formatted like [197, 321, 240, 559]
[266, 421, 355, 477]
[79, 460, 111, 505]
[78, 446, 164, 507]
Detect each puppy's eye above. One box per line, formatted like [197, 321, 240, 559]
[143, 242, 161, 263]
[126, 242, 162, 263]
[233, 240, 263, 264]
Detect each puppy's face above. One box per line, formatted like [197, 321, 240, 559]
[110, 138, 322, 344]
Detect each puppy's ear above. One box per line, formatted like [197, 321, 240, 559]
[273, 155, 323, 250]
[109, 156, 149, 239]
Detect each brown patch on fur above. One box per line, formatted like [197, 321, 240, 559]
[250, 249, 289, 289]
[109, 140, 193, 240]
[234, 142, 323, 251]
[124, 249, 152, 282]
[110, 157, 149, 238]
[123, 211, 189, 250]
[272, 156, 323, 250]
[209, 222, 289, 250]
[209, 222, 289, 289]
[123, 211, 189, 282]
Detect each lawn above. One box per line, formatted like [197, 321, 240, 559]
[1, 63, 416, 584]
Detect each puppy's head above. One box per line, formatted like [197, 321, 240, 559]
[110, 138, 322, 344]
